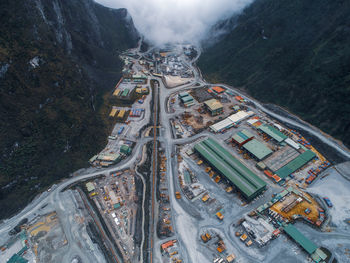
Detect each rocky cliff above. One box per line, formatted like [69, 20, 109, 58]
[0, 0, 138, 219]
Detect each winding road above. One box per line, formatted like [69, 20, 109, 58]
[1, 43, 350, 263]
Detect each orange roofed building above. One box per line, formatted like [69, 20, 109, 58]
[212, 86, 225, 94]
[161, 240, 177, 251]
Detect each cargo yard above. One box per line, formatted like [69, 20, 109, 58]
[1, 43, 350, 263]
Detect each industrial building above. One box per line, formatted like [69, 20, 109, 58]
[194, 138, 267, 201]
[242, 139, 273, 161]
[120, 145, 132, 155]
[210, 111, 254, 133]
[117, 109, 126, 119]
[258, 124, 288, 143]
[210, 118, 235, 133]
[211, 86, 225, 94]
[97, 153, 121, 163]
[228, 111, 254, 124]
[135, 86, 149, 94]
[264, 146, 300, 173]
[283, 224, 323, 260]
[121, 89, 129, 97]
[275, 150, 316, 179]
[86, 182, 95, 192]
[179, 91, 195, 107]
[109, 108, 118, 117]
[204, 99, 223, 116]
[113, 89, 121, 96]
[232, 129, 254, 147]
[283, 224, 317, 255]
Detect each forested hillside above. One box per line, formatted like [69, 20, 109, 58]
[199, 0, 350, 148]
[0, 0, 138, 219]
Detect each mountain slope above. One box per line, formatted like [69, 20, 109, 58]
[199, 0, 350, 148]
[0, 0, 138, 219]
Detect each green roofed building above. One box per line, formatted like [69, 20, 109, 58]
[276, 150, 316, 179]
[283, 224, 318, 255]
[179, 91, 189, 98]
[194, 138, 266, 201]
[258, 124, 287, 143]
[120, 145, 132, 155]
[243, 139, 273, 161]
[232, 129, 254, 147]
[86, 182, 95, 192]
[8, 254, 28, 263]
[121, 89, 129, 97]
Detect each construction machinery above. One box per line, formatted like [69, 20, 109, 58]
[216, 212, 224, 220]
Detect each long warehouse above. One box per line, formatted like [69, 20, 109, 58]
[194, 138, 267, 201]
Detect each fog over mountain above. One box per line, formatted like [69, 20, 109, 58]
[95, 0, 254, 45]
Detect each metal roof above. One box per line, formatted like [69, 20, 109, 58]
[121, 89, 129, 97]
[179, 91, 189, 98]
[228, 111, 254, 124]
[204, 99, 223, 111]
[97, 153, 121, 162]
[283, 224, 317, 254]
[194, 138, 266, 200]
[210, 118, 234, 133]
[86, 182, 95, 192]
[120, 145, 131, 155]
[232, 129, 254, 144]
[276, 150, 316, 178]
[181, 95, 194, 102]
[258, 124, 287, 142]
[243, 139, 273, 160]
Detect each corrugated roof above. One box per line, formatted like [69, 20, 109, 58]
[283, 224, 317, 254]
[194, 138, 266, 200]
[97, 153, 120, 162]
[8, 254, 28, 263]
[181, 95, 193, 102]
[232, 129, 254, 144]
[109, 108, 118, 117]
[259, 125, 287, 142]
[113, 89, 121, 96]
[121, 89, 129, 97]
[117, 110, 125, 118]
[210, 118, 234, 133]
[120, 145, 131, 155]
[228, 111, 254, 124]
[204, 99, 223, 111]
[276, 150, 316, 178]
[86, 182, 95, 192]
[179, 91, 189, 98]
[243, 139, 273, 160]
[212, 86, 225, 93]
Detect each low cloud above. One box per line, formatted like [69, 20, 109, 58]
[95, 0, 254, 46]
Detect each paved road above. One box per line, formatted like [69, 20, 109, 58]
[1, 44, 350, 263]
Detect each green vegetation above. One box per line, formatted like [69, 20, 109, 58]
[199, 0, 350, 147]
[0, 0, 137, 219]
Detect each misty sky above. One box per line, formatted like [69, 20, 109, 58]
[95, 0, 254, 46]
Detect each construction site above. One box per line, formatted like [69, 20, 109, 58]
[85, 169, 139, 262]
[155, 49, 194, 88]
[157, 152, 175, 238]
[160, 239, 183, 263]
[2, 43, 348, 263]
